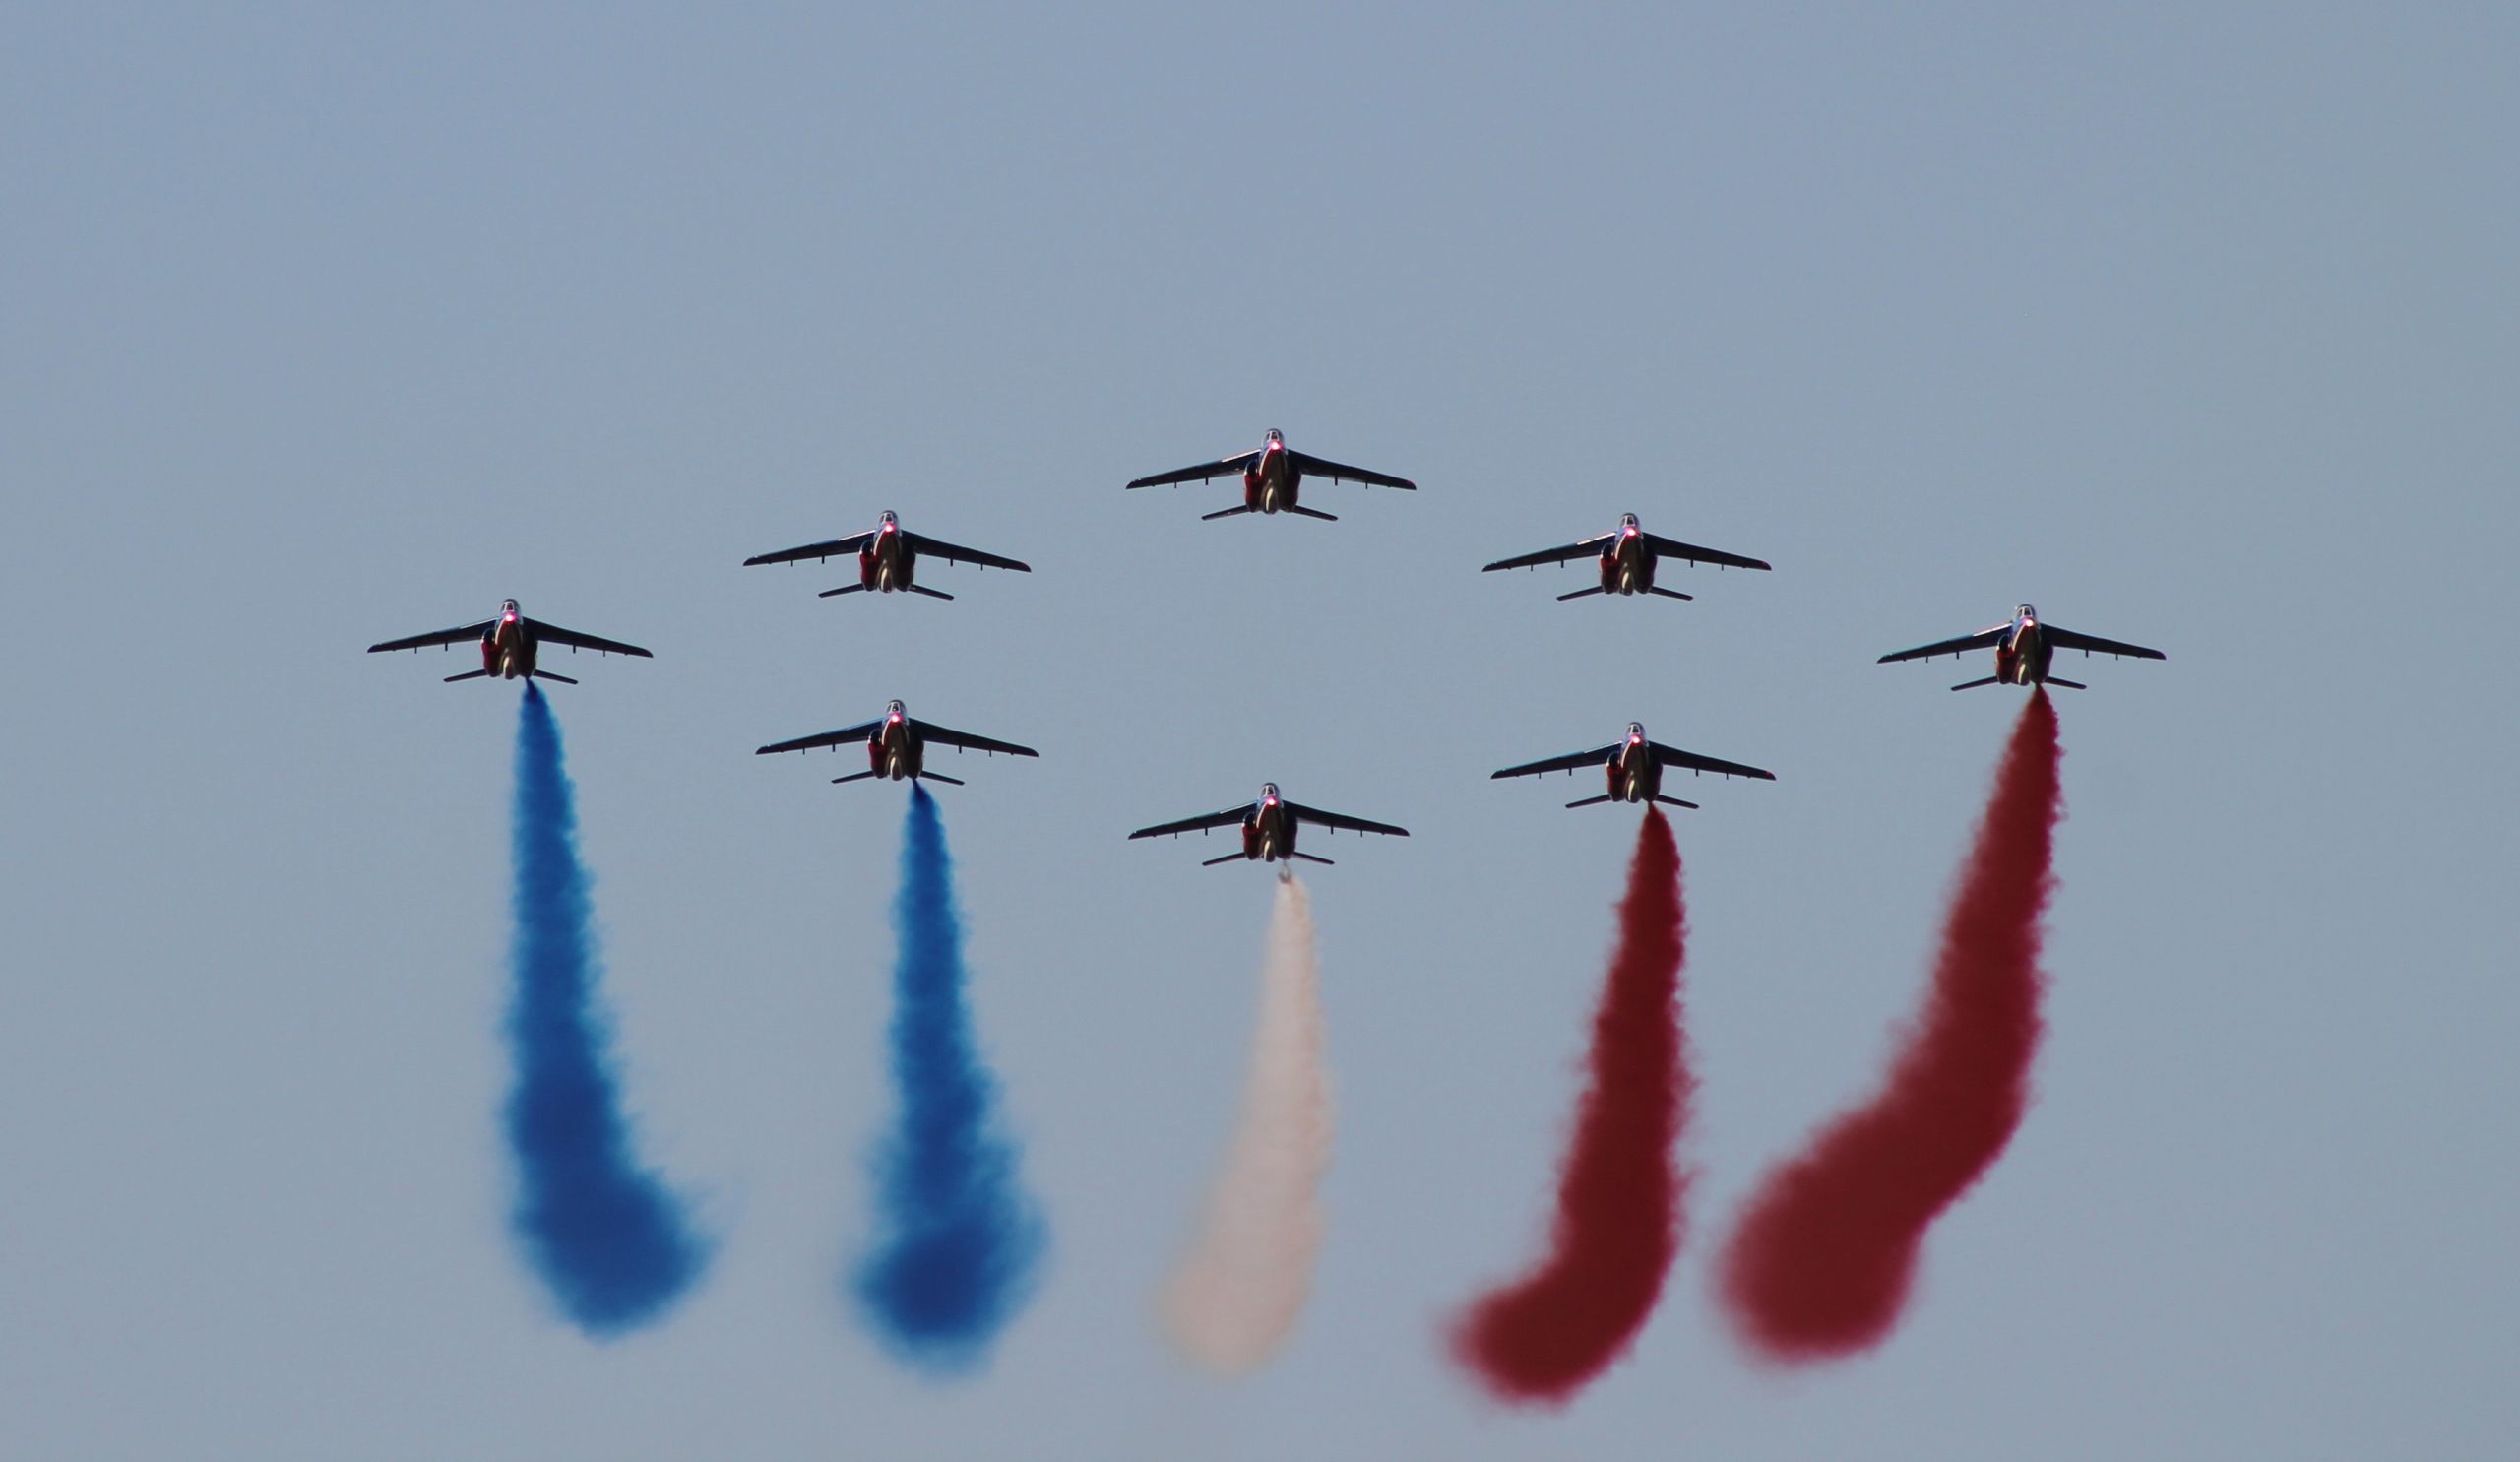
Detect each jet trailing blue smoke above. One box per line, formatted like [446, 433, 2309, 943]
[506, 684, 709, 1337]
[854, 785, 1045, 1375]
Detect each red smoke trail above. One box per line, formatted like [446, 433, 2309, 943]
[1719, 690, 2062, 1364]
[1451, 809, 1690, 1407]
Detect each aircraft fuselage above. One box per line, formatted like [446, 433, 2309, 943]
[1608, 734, 1662, 802]
[1995, 617, 2052, 685]
[1242, 432, 1300, 514]
[858, 517, 920, 592]
[1599, 527, 1657, 596]
[481, 605, 537, 679]
[864, 710, 925, 780]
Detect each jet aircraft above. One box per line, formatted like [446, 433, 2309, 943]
[1493, 723, 1775, 809]
[1482, 513, 1771, 600]
[1878, 604, 2165, 690]
[755, 699, 1038, 786]
[742, 510, 1030, 600]
[1128, 783, 1409, 866]
[365, 600, 652, 684]
[1126, 429, 1415, 520]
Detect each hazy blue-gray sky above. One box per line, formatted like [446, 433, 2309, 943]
[5, 5, 2515, 1458]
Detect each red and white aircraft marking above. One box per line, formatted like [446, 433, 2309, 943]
[1129, 782, 1409, 866]
[1879, 604, 2165, 690]
[1483, 513, 1770, 600]
[743, 510, 1030, 601]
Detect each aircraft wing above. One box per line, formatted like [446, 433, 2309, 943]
[917, 722, 1040, 758]
[904, 533, 1031, 573]
[1641, 533, 1771, 572]
[1285, 451, 1415, 490]
[2044, 624, 2167, 661]
[1491, 744, 1620, 779]
[1128, 806, 1252, 839]
[1482, 534, 1616, 572]
[1127, 451, 1261, 489]
[756, 720, 885, 755]
[367, 620, 494, 654]
[525, 619, 654, 658]
[1878, 627, 2007, 664]
[1285, 800, 1410, 837]
[743, 533, 875, 567]
[1649, 742, 1776, 781]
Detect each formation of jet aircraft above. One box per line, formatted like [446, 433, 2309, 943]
[365, 600, 652, 684]
[1127, 429, 1415, 521]
[755, 700, 1039, 787]
[742, 511, 1030, 601]
[1879, 604, 2166, 690]
[1483, 514, 1771, 601]
[366, 432, 2163, 852]
[1128, 784, 1409, 866]
[1493, 723, 1776, 809]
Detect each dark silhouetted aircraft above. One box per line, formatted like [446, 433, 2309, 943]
[743, 511, 1030, 601]
[1126, 429, 1414, 521]
[366, 600, 652, 684]
[1129, 783, 1409, 865]
[756, 700, 1038, 786]
[1483, 513, 1770, 600]
[1879, 604, 2165, 690]
[1493, 722, 1775, 809]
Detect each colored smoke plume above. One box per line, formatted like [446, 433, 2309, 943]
[1450, 809, 1691, 1406]
[1718, 690, 2062, 1363]
[1162, 873, 1335, 1374]
[854, 785, 1045, 1375]
[505, 684, 709, 1337]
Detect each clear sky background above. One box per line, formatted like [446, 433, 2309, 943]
[5, 5, 2515, 1459]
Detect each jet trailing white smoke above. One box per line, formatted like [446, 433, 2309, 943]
[1162, 875, 1335, 1374]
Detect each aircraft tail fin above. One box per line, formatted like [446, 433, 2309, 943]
[1557, 587, 1606, 601]
[443, 669, 491, 683]
[831, 770, 880, 785]
[530, 669, 578, 685]
[1201, 506, 1253, 521]
[2046, 676, 2087, 690]
[1565, 794, 1616, 808]
[1949, 675, 2002, 691]
[1646, 586, 1694, 601]
[1202, 851, 1248, 866]
[905, 584, 954, 601]
[917, 771, 966, 786]
[1652, 794, 1701, 810]
[817, 584, 867, 598]
[1283, 505, 1339, 522]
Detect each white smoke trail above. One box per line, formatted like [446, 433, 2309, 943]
[1161, 874, 1335, 1374]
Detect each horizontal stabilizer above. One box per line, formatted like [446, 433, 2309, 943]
[1202, 851, 1248, 866]
[1565, 794, 1616, 808]
[1283, 505, 1339, 521]
[1651, 795, 1700, 810]
[817, 584, 867, 598]
[1201, 505, 1253, 521]
[1647, 587, 1694, 601]
[1557, 587, 1606, 601]
[531, 670, 578, 685]
[2046, 677, 2087, 690]
[905, 584, 955, 601]
[1288, 851, 1336, 865]
[830, 770, 880, 785]
[1949, 676, 2001, 691]
[443, 669, 491, 683]
[918, 771, 966, 786]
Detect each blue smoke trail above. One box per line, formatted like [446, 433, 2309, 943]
[854, 785, 1046, 1374]
[506, 683, 709, 1337]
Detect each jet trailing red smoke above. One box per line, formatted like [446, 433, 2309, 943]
[1450, 809, 1690, 1406]
[1719, 690, 2062, 1363]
